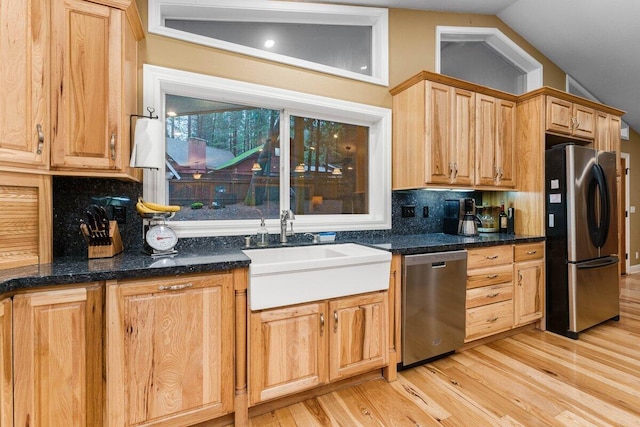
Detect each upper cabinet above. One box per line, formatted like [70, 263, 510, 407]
[391, 71, 516, 191]
[0, 0, 143, 180]
[475, 95, 516, 188]
[545, 96, 595, 140]
[0, 0, 49, 169]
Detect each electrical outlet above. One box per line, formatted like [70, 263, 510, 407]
[423, 206, 429, 218]
[401, 205, 415, 218]
[113, 206, 127, 224]
[636, 252, 639, 260]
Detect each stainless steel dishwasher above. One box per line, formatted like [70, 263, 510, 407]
[401, 250, 467, 368]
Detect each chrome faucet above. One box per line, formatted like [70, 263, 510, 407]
[280, 209, 295, 243]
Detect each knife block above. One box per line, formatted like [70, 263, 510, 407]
[88, 221, 124, 259]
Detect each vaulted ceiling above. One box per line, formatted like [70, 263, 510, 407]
[306, 0, 640, 135]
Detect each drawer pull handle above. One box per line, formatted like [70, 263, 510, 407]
[334, 310, 338, 333]
[320, 313, 325, 337]
[486, 255, 499, 260]
[158, 283, 193, 291]
[487, 274, 498, 279]
[526, 250, 537, 255]
[487, 293, 500, 298]
[487, 317, 499, 323]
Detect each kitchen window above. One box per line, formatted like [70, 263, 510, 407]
[147, 0, 389, 86]
[142, 65, 391, 237]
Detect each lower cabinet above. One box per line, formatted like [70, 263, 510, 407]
[514, 243, 545, 326]
[466, 243, 545, 342]
[11, 285, 103, 427]
[0, 298, 12, 427]
[249, 291, 388, 405]
[106, 272, 235, 427]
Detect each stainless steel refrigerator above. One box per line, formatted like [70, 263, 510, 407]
[545, 144, 619, 339]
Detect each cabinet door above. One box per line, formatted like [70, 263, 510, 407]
[249, 302, 327, 405]
[329, 293, 388, 382]
[51, 0, 123, 170]
[0, 299, 11, 427]
[13, 285, 103, 427]
[546, 96, 573, 135]
[572, 104, 595, 139]
[496, 99, 516, 187]
[425, 82, 453, 184]
[475, 94, 497, 187]
[514, 260, 545, 326]
[450, 88, 475, 186]
[107, 273, 234, 427]
[0, 0, 49, 169]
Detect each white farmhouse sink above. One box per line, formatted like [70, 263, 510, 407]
[243, 243, 392, 310]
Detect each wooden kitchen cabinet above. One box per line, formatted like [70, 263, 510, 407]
[0, 0, 49, 171]
[465, 246, 514, 342]
[0, 171, 52, 269]
[249, 301, 327, 405]
[391, 75, 475, 189]
[0, 298, 11, 427]
[107, 272, 235, 427]
[249, 291, 388, 405]
[13, 285, 103, 427]
[546, 96, 595, 140]
[329, 292, 388, 381]
[0, 0, 143, 180]
[514, 243, 545, 326]
[595, 111, 622, 176]
[50, 0, 140, 178]
[475, 94, 516, 188]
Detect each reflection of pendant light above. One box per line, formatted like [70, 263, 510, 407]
[294, 163, 306, 173]
[192, 171, 202, 180]
[251, 162, 262, 172]
[331, 167, 342, 176]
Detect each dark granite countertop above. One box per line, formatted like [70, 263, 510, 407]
[357, 233, 545, 255]
[0, 233, 544, 294]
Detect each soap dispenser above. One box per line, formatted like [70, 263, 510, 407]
[257, 218, 269, 247]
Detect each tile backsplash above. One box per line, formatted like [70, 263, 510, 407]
[52, 176, 482, 257]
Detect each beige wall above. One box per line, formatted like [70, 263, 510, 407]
[134, 2, 566, 107]
[621, 129, 640, 267]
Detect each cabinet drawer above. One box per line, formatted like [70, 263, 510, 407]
[467, 264, 513, 289]
[466, 283, 513, 309]
[466, 300, 513, 341]
[467, 245, 513, 269]
[514, 242, 544, 262]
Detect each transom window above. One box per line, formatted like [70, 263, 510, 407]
[142, 65, 391, 238]
[148, 0, 389, 86]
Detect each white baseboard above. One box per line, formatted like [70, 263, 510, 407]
[627, 264, 640, 275]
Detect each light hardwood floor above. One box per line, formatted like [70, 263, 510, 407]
[249, 274, 640, 426]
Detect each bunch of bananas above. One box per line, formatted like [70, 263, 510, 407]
[136, 197, 181, 215]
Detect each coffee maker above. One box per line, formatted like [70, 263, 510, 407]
[443, 198, 478, 236]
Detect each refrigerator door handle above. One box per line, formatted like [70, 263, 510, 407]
[577, 256, 619, 269]
[587, 163, 610, 249]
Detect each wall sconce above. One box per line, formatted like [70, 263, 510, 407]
[129, 107, 163, 169]
[251, 162, 262, 172]
[294, 163, 306, 173]
[331, 167, 342, 176]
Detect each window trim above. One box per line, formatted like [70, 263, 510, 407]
[148, 0, 389, 86]
[436, 26, 543, 93]
[142, 64, 392, 238]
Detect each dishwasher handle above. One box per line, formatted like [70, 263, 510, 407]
[403, 249, 467, 267]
